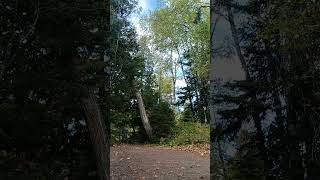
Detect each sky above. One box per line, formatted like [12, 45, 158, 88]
[138, 0, 158, 11]
[129, 0, 158, 36]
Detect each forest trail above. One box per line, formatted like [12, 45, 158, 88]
[111, 144, 209, 180]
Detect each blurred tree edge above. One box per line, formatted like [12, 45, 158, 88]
[209, 0, 320, 180]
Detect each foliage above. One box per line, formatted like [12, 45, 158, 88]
[0, 0, 123, 178]
[211, 0, 320, 179]
[180, 106, 195, 122]
[149, 101, 176, 142]
[145, 0, 210, 123]
[226, 154, 265, 180]
[163, 121, 209, 146]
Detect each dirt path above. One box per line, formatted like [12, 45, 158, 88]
[111, 144, 209, 180]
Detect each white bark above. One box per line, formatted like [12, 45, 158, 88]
[226, 1, 249, 79]
[171, 49, 177, 105]
[135, 89, 153, 138]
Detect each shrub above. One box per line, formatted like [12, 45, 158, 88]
[180, 106, 194, 122]
[149, 101, 175, 141]
[163, 121, 209, 145]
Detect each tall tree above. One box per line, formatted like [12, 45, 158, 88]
[146, 0, 210, 122]
[135, 88, 153, 138]
[210, 0, 320, 179]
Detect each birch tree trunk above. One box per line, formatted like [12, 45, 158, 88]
[135, 89, 153, 138]
[226, 0, 249, 79]
[225, 1, 271, 178]
[170, 49, 177, 105]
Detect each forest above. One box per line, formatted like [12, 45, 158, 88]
[109, 0, 210, 146]
[210, 1, 320, 180]
[0, 0, 320, 180]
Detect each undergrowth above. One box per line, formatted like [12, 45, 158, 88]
[159, 121, 209, 146]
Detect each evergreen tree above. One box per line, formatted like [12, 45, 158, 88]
[210, 0, 320, 179]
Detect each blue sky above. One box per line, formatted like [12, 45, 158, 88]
[129, 0, 159, 36]
[138, 0, 158, 12]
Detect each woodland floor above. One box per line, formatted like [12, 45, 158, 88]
[111, 144, 209, 180]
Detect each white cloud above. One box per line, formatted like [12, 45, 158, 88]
[129, 16, 139, 24]
[139, 0, 148, 10]
[128, 0, 151, 37]
[172, 51, 179, 59]
[129, 15, 146, 37]
[134, 24, 144, 36]
[176, 79, 186, 88]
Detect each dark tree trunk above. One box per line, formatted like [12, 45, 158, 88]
[82, 0, 111, 179]
[81, 89, 110, 180]
[210, 0, 227, 179]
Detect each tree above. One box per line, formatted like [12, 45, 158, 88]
[210, 0, 320, 179]
[146, 0, 210, 123]
[135, 88, 153, 138]
[0, 0, 111, 179]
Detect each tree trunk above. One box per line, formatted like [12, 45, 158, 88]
[81, 88, 109, 180]
[176, 47, 187, 87]
[158, 70, 162, 103]
[226, 2, 272, 178]
[135, 89, 153, 138]
[226, 0, 249, 79]
[210, 1, 226, 179]
[170, 49, 177, 105]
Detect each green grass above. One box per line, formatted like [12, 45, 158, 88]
[160, 121, 209, 146]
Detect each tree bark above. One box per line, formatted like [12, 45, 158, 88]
[158, 70, 162, 103]
[226, 0, 249, 79]
[169, 49, 177, 105]
[135, 89, 153, 138]
[226, 2, 271, 178]
[210, 1, 226, 179]
[79, 0, 111, 179]
[81, 89, 110, 180]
